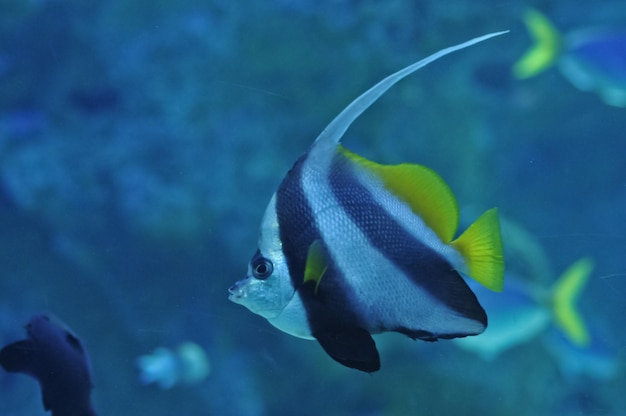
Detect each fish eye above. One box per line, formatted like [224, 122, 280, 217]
[252, 257, 273, 280]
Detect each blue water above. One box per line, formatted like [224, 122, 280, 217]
[0, 2, 624, 415]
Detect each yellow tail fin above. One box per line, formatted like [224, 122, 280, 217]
[513, 8, 562, 79]
[451, 208, 505, 292]
[551, 257, 593, 347]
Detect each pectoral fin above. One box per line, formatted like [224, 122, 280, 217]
[314, 327, 380, 372]
[0, 340, 37, 374]
[303, 240, 329, 294]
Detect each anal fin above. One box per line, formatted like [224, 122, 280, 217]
[314, 327, 380, 372]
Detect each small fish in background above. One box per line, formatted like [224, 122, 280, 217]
[513, 8, 626, 107]
[229, 32, 507, 372]
[137, 342, 210, 389]
[0, 314, 97, 416]
[455, 257, 593, 360]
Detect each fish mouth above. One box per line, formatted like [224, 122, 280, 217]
[228, 281, 245, 302]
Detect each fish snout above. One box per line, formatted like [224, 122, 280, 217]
[228, 278, 248, 301]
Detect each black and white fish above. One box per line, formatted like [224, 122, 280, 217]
[229, 32, 506, 372]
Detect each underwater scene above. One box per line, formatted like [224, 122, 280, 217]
[0, 1, 625, 415]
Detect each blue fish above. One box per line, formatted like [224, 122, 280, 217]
[455, 258, 592, 360]
[0, 314, 97, 416]
[229, 32, 507, 372]
[514, 8, 626, 106]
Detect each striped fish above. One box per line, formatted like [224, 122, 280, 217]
[229, 32, 507, 372]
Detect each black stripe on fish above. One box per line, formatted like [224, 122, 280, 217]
[276, 155, 381, 371]
[275, 155, 319, 291]
[275, 154, 367, 325]
[299, 249, 381, 372]
[327, 152, 487, 330]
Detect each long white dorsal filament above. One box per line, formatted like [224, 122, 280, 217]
[312, 31, 509, 149]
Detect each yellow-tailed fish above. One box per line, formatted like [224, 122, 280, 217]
[455, 257, 593, 360]
[513, 8, 563, 79]
[514, 8, 626, 107]
[229, 32, 507, 372]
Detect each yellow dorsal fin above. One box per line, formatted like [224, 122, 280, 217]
[338, 146, 459, 243]
[451, 208, 504, 292]
[551, 257, 593, 347]
[513, 8, 562, 79]
[303, 240, 328, 294]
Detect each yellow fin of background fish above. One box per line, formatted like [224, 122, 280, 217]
[303, 240, 328, 294]
[338, 146, 459, 243]
[451, 208, 504, 292]
[513, 8, 562, 79]
[551, 257, 593, 347]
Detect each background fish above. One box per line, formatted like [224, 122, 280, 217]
[455, 258, 592, 360]
[137, 341, 211, 389]
[513, 8, 626, 106]
[229, 32, 506, 372]
[0, 314, 97, 416]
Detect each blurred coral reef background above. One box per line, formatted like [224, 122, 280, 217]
[0, 1, 624, 415]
